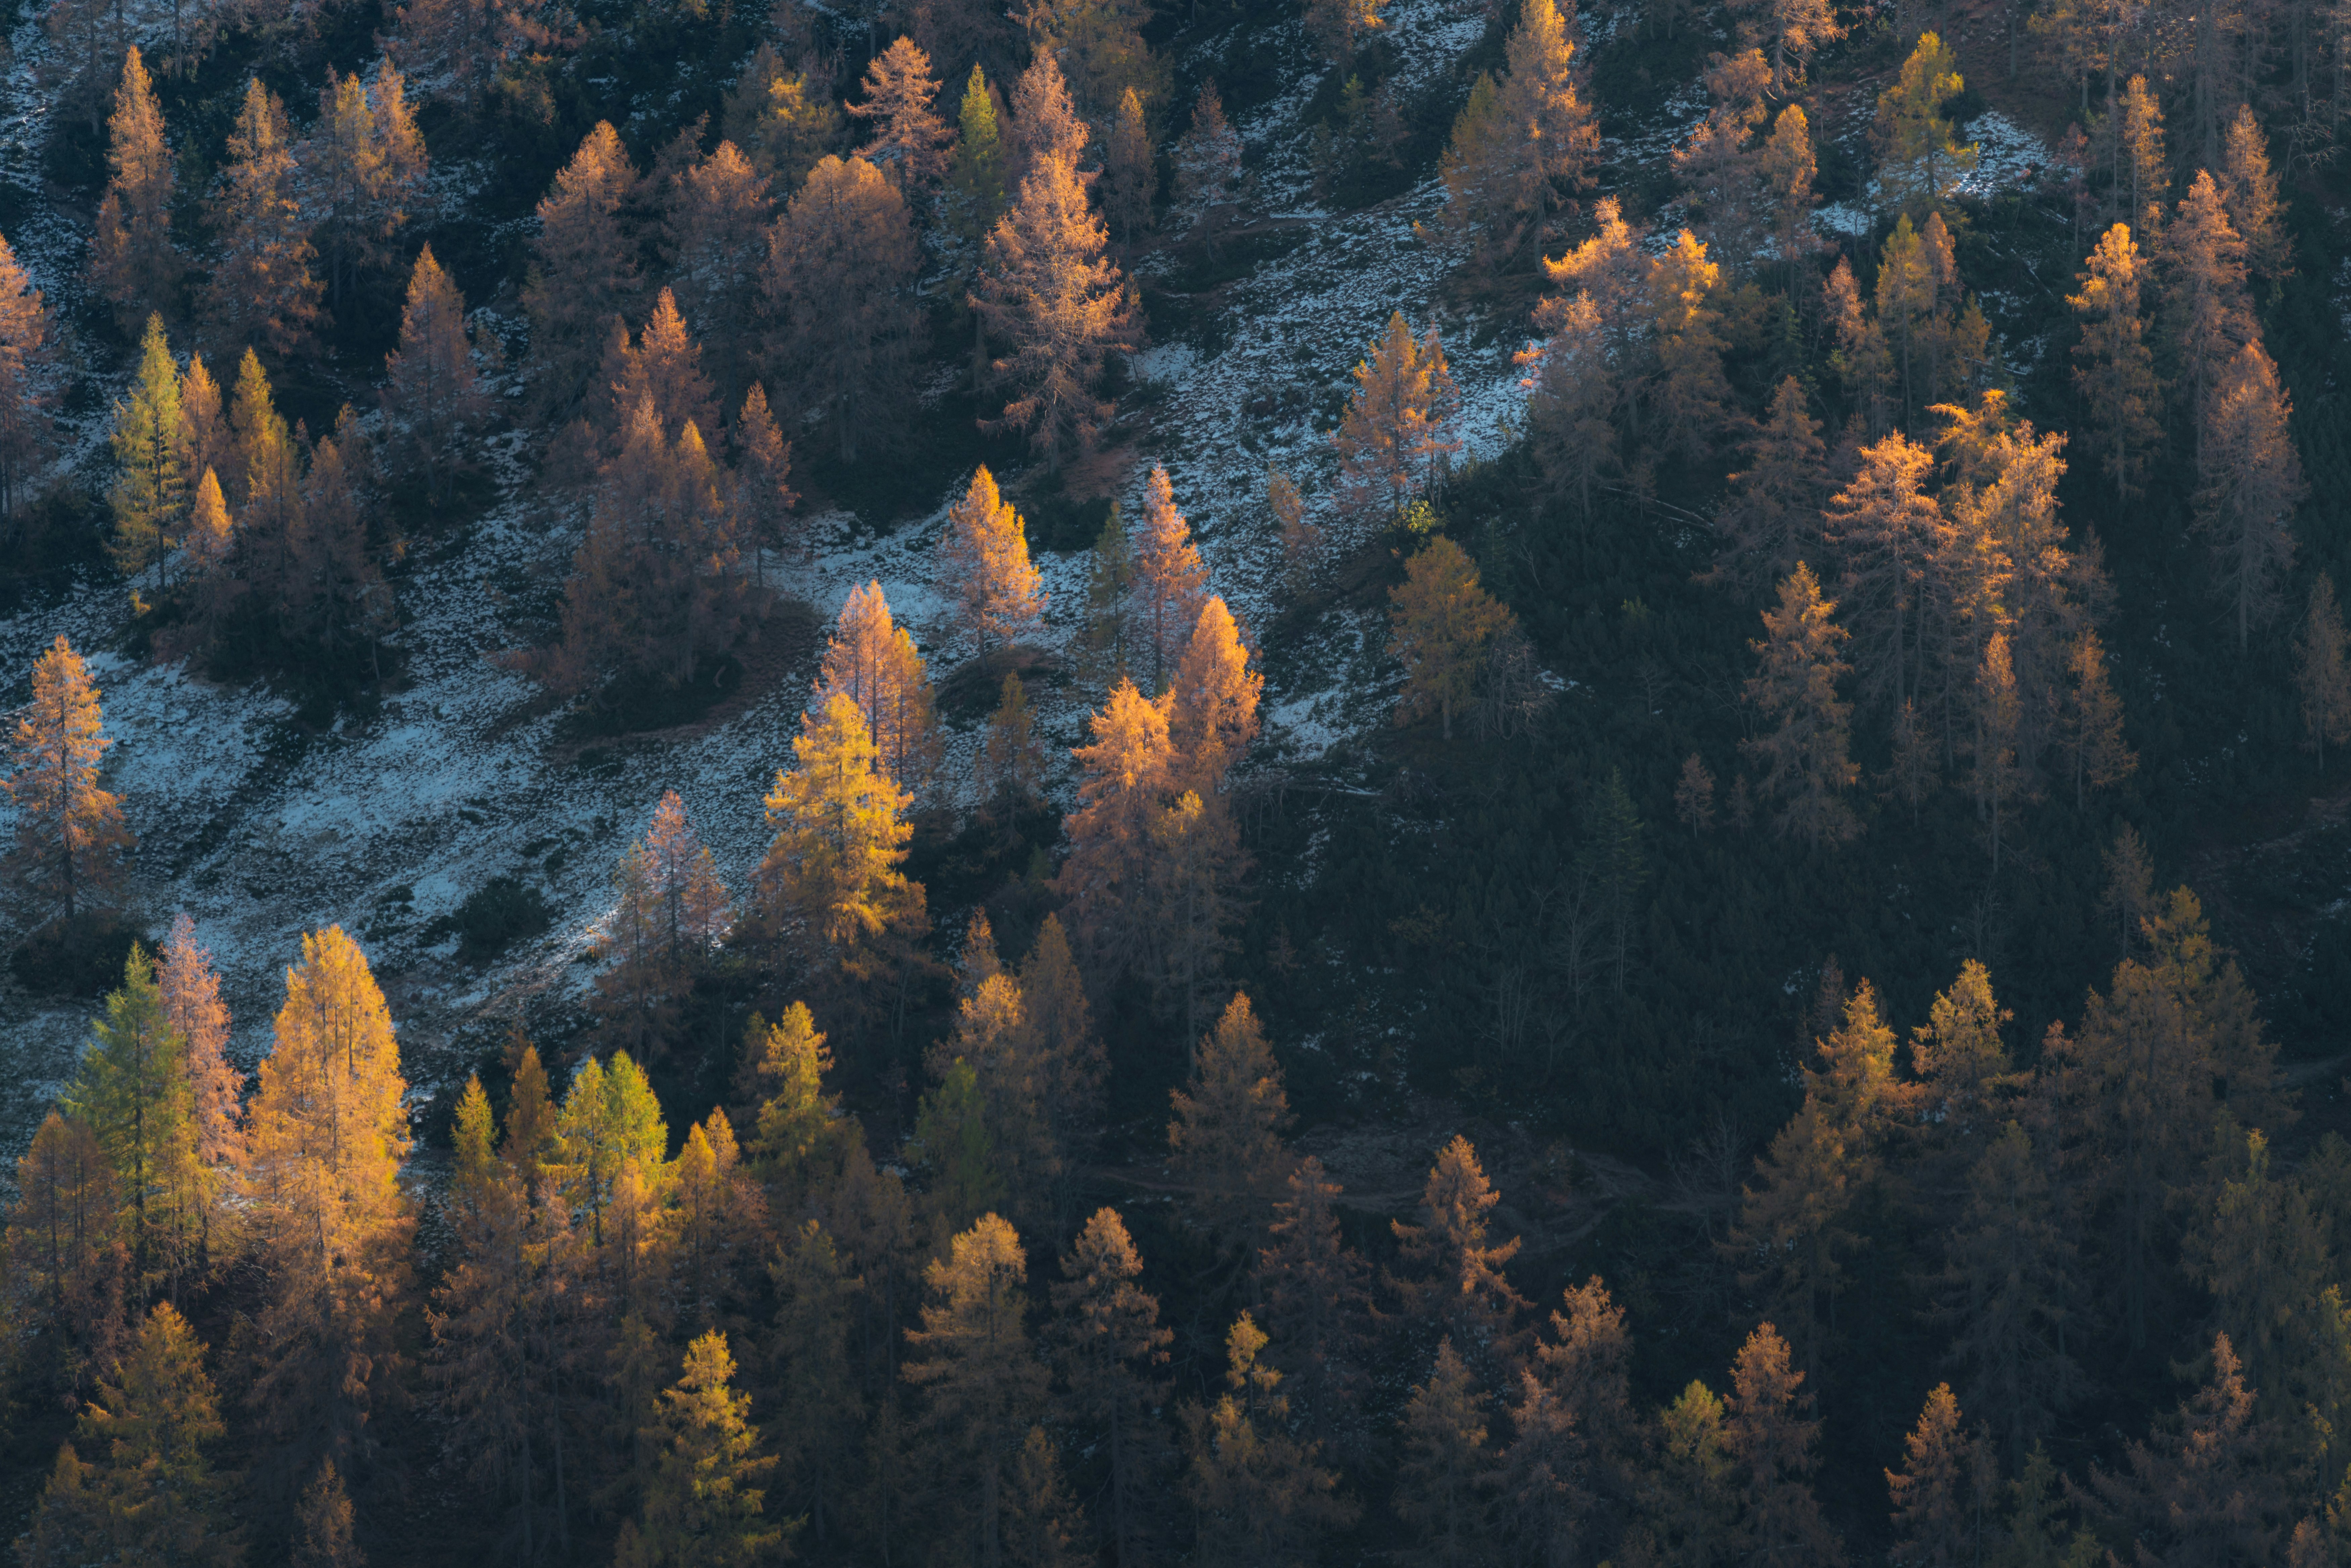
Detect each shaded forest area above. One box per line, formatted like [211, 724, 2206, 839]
[3, 0, 2351, 1561]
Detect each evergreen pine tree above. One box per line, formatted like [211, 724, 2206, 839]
[949, 65, 1009, 245]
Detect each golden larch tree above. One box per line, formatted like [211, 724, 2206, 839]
[974, 135, 1140, 469]
[1167, 596, 1262, 794]
[2069, 223, 2162, 501]
[943, 464, 1047, 662]
[1049, 1207, 1170, 1566]
[1053, 678, 1174, 977]
[0, 229, 56, 522]
[758, 690, 927, 984]
[1388, 536, 1515, 741]
[1133, 464, 1209, 691]
[1181, 1311, 1357, 1564]
[1334, 310, 1443, 521]
[1391, 1136, 1529, 1379]
[160, 912, 242, 1170]
[240, 927, 413, 1478]
[662, 141, 773, 408]
[903, 1212, 1050, 1567]
[6, 635, 133, 921]
[615, 1332, 787, 1568]
[816, 580, 940, 788]
[92, 48, 183, 330]
[848, 37, 953, 193]
[202, 78, 322, 354]
[2164, 172, 2256, 472]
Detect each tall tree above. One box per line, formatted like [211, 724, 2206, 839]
[0, 229, 55, 526]
[160, 912, 241, 1172]
[1824, 433, 1944, 711]
[948, 64, 1011, 248]
[1741, 565, 1858, 844]
[1939, 1118, 2082, 1468]
[1709, 376, 1828, 597]
[1054, 678, 1175, 976]
[1872, 32, 1976, 216]
[2164, 172, 2257, 471]
[904, 1212, 1050, 1566]
[1438, 0, 1597, 258]
[816, 581, 940, 789]
[552, 1049, 666, 1247]
[944, 464, 1048, 662]
[974, 139, 1139, 468]
[6, 1111, 129, 1391]
[659, 139, 774, 409]
[1181, 1312, 1357, 1566]
[239, 927, 412, 1481]
[1132, 465, 1209, 691]
[2069, 223, 2162, 500]
[380, 245, 487, 501]
[2082, 1335, 2285, 1562]
[849, 37, 954, 194]
[1388, 536, 1515, 742]
[1391, 1135, 1530, 1381]
[1172, 80, 1244, 260]
[1101, 87, 1154, 253]
[300, 63, 430, 312]
[66, 945, 209, 1297]
[24, 1302, 241, 1568]
[722, 44, 844, 195]
[730, 381, 797, 585]
[1255, 1157, 1373, 1451]
[1168, 993, 1294, 1242]
[6, 635, 133, 922]
[616, 1332, 787, 1567]
[2217, 105, 2288, 282]
[2195, 340, 2304, 652]
[108, 314, 186, 582]
[523, 123, 640, 421]
[1334, 311, 1448, 520]
[92, 47, 182, 329]
[1167, 596, 1261, 794]
[762, 153, 920, 462]
[1724, 1323, 1842, 1563]
[757, 690, 926, 988]
[596, 791, 731, 1056]
[1395, 1340, 1501, 1568]
[202, 79, 322, 354]
[1050, 1207, 1170, 1564]
[291, 1460, 361, 1568]
[1886, 1383, 1991, 1568]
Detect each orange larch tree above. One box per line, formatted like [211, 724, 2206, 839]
[240, 927, 413, 1480]
[0, 229, 58, 522]
[160, 912, 242, 1172]
[1054, 678, 1176, 978]
[202, 78, 323, 355]
[381, 245, 489, 501]
[848, 37, 955, 194]
[1132, 464, 1209, 691]
[762, 153, 923, 464]
[815, 580, 941, 788]
[5, 636, 133, 922]
[663, 140, 773, 407]
[1741, 564, 1860, 846]
[943, 464, 1048, 663]
[2195, 340, 2304, 652]
[523, 123, 641, 421]
[92, 48, 183, 329]
[1167, 596, 1261, 794]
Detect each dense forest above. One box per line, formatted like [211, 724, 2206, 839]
[1, 0, 2350, 1561]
